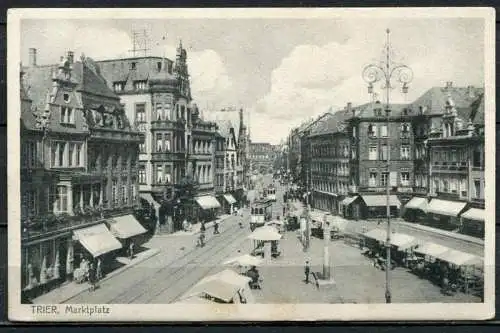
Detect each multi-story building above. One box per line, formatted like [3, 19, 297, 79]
[424, 91, 485, 236]
[215, 120, 239, 213]
[21, 50, 144, 300]
[249, 143, 277, 175]
[97, 41, 219, 232]
[214, 132, 226, 196]
[309, 110, 351, 215]
[403, 83, 484, 224]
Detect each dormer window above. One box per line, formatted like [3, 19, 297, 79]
[134, 81, 147, 91]
[113, 82, 125, 92]
[63, 93, 70, 103]
[60, 106, 74, 124]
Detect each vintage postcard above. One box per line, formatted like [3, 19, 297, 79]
[7, 8, 495, 321]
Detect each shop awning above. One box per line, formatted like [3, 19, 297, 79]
[223, 194, 237, 205]
[437, 249, 483, 266]
[414, 242, 450, 258]
[363, 228, 387, 242]
[109, 214, 147, 239]
[461, 208, 485, 222]
[140, 193, 161, 209]
[426, 199, 467, 217]
[341, 196, 358, 206]
[404, 197, 428, 211]
[195, 195, 221, 210]
[361, 195, 401, 208]
[73, 224, 122, 257]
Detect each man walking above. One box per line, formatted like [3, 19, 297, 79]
[304, 260, 310, 284]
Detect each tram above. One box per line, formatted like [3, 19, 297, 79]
[250, 198, 273, 231]
[263, 185, 277, 202]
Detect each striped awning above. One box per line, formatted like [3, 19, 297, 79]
[341, 196, 358, 206]
[427, 199, 467, 217]
[404, 197, 428, 211]
[140, 193, 161, 209]
[361, 195, 401, 208]
[73, 224, 122, 257]
[223, 194, 237, 205]
[109, 214, 147, 239]
[195, 196, 221, 210]
[461, 208, 485, 222]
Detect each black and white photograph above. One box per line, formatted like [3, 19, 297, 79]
[7, 8, 495, 321]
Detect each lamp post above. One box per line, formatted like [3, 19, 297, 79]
[362, 29, 413, 304]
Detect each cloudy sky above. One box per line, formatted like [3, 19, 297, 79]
[21, 17, 484, 144]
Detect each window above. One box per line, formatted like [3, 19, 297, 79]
[473, 148, 482, 168]
[55, 186, 68, 213]
[156, 165, 163, 183]
[433, 179, 439, 193]
[68, 144, 74, 167]
[139, 164, 146, 184]
[156, 133, 163, 152]
[134, 81, 147, 90]
[63, 93, 70, 103]
[401, 123, 410, 135]
[135, 103, 146, 123]
[381, 172, 388, 186]
[22, 141, 37, 168]
[400, 145, 410, 160]
[380, 125, 388, 137]
[460, 178, 467, 197]
[139, 142, 146, 153]
[121, 182, 127, 204]
[113, 82, 124, 92]
[75, 143, 82, 166]
[450, 178, 458, 193]
[157, 62, 162, 71]
[369, 172, 377, 187]
[130, 62, 137, 70]
[443, 180, 449, 192]
[368, 124, 377, 137]
[51, 141, 67, 167]
[401, 172, 410, 186]
[474, 180, 481, 198]
[156, 104, 163, 121]
[369, 146, 377, 160]
[380, 144, 388, 160]
[60, 106, 74, 124]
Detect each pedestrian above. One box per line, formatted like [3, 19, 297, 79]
[128, 241, 135, 260]
[200, 222, 206, 233]
[214, 220, 220, 234]
[96, 257, 103, 281]
[88, 261, 96, 291]
[304, 260, 310, 284]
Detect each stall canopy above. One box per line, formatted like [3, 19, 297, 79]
[109, 214, 147, 239]
[140, 193, 161, 209]
[414, 242, 450, 258]
[223, 254, 263, 267]
[248, 225, 282, 241]
[461, 208, 485, 222]
[195, 195, 221, 210]
[437, 249, 483, 266]
[390, 233, 417, 250]
[426, 199, 466, 217]
[223, 194, 237, 205]
[341, 196, 359, 206]
[361, 195, 401, 208]
[404, 197, 428, 211]
[73, 224, 122, 257]
[363, 228, 387, 242]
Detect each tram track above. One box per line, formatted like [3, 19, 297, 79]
[105, 222, 250, 304]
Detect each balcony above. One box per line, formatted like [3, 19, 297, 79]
[412, 186, 428, 195]
[470, 197, 485, 208]
[431, 162, 467, 173]
[397, 186, 413, 194]
[436, 191, 460, 200]
[151, 120, 184, 131]
[151, 151, 185, 162]
[188, 153, 212, 161]
[21, 206, 136, 242]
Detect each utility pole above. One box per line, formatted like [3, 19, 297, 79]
[322, 213, 331, 279]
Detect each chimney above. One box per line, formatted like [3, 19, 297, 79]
[445, 81, 453, 89]
[67, 51, 74, 64]
[29, 48, 37, 66]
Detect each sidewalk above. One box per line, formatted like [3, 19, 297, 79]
[168, 214, 233, 237]
[33, 248, 161, 304]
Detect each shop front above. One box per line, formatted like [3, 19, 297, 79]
[195, 195, 221, 223]
[402, 197, 429, 223]
[341, 196, 360, 219]
[425, 199, 467, 231]
[460, 207, 485, 239]
[223, 193, 237, 214]
[108, 214, 148, 255]
[360, 195, 401, 219]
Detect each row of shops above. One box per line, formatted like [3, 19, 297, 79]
[21, 214, 147, 301]
[402, 197, 485, 238]
[340, 194, 402, 220]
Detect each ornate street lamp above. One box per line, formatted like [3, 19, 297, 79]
[361, 29, 413, 304]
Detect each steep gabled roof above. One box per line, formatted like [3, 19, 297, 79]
[310, 109, 352, 137]
[410, 86, 484, 116]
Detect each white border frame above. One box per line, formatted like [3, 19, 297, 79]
[7, 7, 496, 322]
